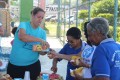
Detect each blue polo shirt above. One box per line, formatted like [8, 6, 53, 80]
[59, 41, 86, 80]
[91, 38, 120, 80]
[9, 22, 46, 66]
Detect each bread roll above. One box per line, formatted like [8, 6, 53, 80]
[70, 67, 83, 77]
[70, 56, 81, 65]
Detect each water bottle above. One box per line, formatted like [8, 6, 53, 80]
[24, 71, 30, 80]
[42, 74, 49, 80]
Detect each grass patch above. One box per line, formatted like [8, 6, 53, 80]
[45, 22, 77, 36]
[45, 22, 57, 36]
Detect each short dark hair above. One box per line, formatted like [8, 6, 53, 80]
[84, 21, 89, 38]
[31, 7, 45, 15]
[84, 21, 92, 46]
[12, 27, 17, 36]
[66, 27, 81, 39]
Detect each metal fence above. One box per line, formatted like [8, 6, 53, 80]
[55, 0, 119, 44]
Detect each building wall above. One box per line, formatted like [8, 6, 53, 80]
[39, 0, 45, 10]
[20, 0, 33, 22]
[0, 9, 11, 36]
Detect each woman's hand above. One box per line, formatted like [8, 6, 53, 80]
[41, 40, 50, 48]
[48, 50, 63, 59]
[39, 51, 48, 55]
[77, 59, 85, 67]
[48, 49, 57, 59]
[77, 59, 90, 68]
[51, 66, 58, 73]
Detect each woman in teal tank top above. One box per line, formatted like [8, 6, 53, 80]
[7, 7, 49, 80]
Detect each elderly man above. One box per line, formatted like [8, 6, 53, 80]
[74, 17, 120, 80]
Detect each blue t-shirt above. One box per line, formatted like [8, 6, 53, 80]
[91, 38, 120, 80]
[10, 22, 46, 66]
[59, 41, 86, 80]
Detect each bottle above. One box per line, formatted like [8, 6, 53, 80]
[42, 74, 49, 80]
[24, 71, 30, 80]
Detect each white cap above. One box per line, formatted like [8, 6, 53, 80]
[0, 23, 2, 26]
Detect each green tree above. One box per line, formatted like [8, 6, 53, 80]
[53, 0, 69, 5]
[53, 0, 81, 5]
[97, 13, 114, 26]
[81, 0, 87, 3]
[62, 0, 69, 5]
[53, 0, 58, 4]
[78, 10, 88, 20]
[81, 0, 101, 4]
[92, 0, 120, 17]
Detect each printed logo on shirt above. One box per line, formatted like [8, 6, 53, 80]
[82, 47, 94, 58]
[112, 50, 120, 69]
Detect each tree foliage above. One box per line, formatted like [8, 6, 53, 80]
[92, 0, 120, 17]
[97, 13, 114, 26]
[78, 10, 88, 20]
[53, 0, 73, 5]
[53, 0, 58, 4]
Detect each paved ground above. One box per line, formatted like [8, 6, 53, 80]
[0, 36, 67, 80]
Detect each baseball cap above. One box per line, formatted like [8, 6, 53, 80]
[0, 22, 2, 26]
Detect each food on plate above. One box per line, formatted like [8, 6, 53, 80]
[37, 73, 63, 80]
[70, 67, 83, 77]
[0, 74, 12, 80]
[49, 73, 59, 79]
[33, 44, 48, 52]
[70, 56, 81, 65]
